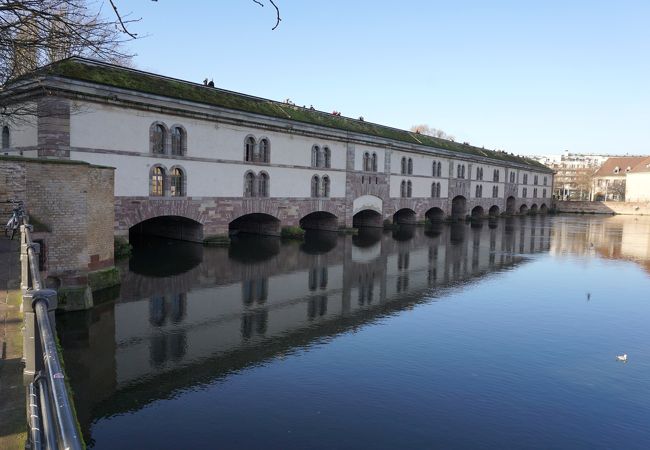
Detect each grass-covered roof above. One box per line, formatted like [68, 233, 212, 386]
[35, 57, 547, 169]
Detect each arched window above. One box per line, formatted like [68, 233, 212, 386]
[152, 124, 166, 154]
[475, 185, 480, 198]
[543, 176, 547, 186]
[407, 180, 412, 197]
[363, 152, 370, 171]
[258, 172, 269, 197]
[408, 158, 413, 175]
[312, 145, 320, 167]
[533, 188, 537, 198]
[245, 137, 255, 162]
[510, 171, 516, 183]
[462, 165, 466, 178]
[401, 157, 407, 175]
[523, 187, 527, 198]
[400, 180, 406, 197]
[543, 188, 547, 198]
[437, 162, 441, 177]
[311, 175, 320, 197]
[171, 126, 185, 156]
[170, 167, 184, 196]
[371, 153, 377, 172]
[323, 147, 331, 168]
[523, 174, 528, 184]
[259, 138, 270, 163]
[150, 166, 165, 196]
[1, 126, 9, 149]
[492, 185, 498, 198]
[476, 167, 481, 180]
[322, 176, 330, 197]
[244, 171, 255, 197]
[432, 182, 441, 198]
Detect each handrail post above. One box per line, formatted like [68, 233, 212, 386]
[23, 289, 57, 377]
[20, 224, 31, 292]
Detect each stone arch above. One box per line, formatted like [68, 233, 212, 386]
[229, 212, 281, 236]
[393, 208, 416, 225]
[540, 203, 548, 214]
[150, 121, 169, 154]
[352, 194, 382, 216]
[519, 204, 528, 214]
[530, 204, 538, 214]
[451, 195, 467, 220]
[425, 207, 445, 223]
[129, 215, 203, 242]
[300, 211, 338, 231]
[488, 205, 500, 217]
[506, 196, 516, 214]
[471, 205, 484, 219]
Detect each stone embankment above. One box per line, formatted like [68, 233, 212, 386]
[555, 201, 650, 215]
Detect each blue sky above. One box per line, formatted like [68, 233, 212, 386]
[119, 0, 650, 156]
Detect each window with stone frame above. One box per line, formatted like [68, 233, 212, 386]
[407, 180, 412, 197]
[245, 137, 256, 162]
[523, 174, 528, 184]
[492, 185, 498, 198]
[400, 180, 406, 197]
[323, 147, 331, 168]
[371, 153, 378, 172]
[171, 126, 185, 156]
[363, 152, 370, 171]
[401, 157, 407, 175]
[322, 176, 330, 197]
[493, 169, 500, 182]
[150, 166, 165, 196]
[311, 175, 320, 197]
[152, 124, 166, 154]
[523, 187, 527, 198]
[543, 188, 547, 198]
[407, 158, 413, 175]
[1, 126, 9, 149]
[258, 172, 269, 197]
[259, 138, 271, 163]
[312, 145, 320, 167]
[244, 171, 256, 197]
[510, 171, 516, 183]
[170, 168, 185, 196]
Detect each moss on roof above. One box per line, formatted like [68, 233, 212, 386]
[38, 58, 547, 169]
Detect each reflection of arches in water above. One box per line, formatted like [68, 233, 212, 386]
[506, 196, 516, 214]
[129, 215, 203, 243]
[450, 222, 466, 243]
[307, 296, 328, 320]
[300, 230, 338, 254]
[392, 224, 415, 241]
[242, 278, 268, 305]
[397, 251, 410, 270]
[426, 207, 445, 223]
[299, 211, 338, 232]
[425, 222, 444, 237]
[229, 213, 280, 236]
[357, 272, 375, 305]
[353, 209, 383, 228]
[149, 331, 187, 367]
[149, 294, 187, 326]
[393, 208, 416, 225]
[241, 310, 268, 339]
[308, 267, 328, 291]
[396, 274, 409, 293]
[229, 235, 280, 263]
[130, 238, 203, 277]
[451, 196, 467, 220]
[352, 227, 382, 247]
[519, 204, 528, 214]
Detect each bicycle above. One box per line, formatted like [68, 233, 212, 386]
[4, 199, 24, 240]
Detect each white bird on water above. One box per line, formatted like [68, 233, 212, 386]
[616, 354, 628, 362]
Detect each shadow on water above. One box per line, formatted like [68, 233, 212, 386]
[392, 224, 416, 241]
[228, 234, 280, 263]
[300, 230, 338, 254]
[352, 227, 382, 247]
[129, 236, 203, 277]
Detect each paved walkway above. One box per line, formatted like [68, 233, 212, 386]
[0, 238, 26, 450]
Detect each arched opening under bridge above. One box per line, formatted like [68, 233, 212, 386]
[488, 205, 500, 217]
[471, 206, 485, 219]
[229, 213, 280, 236]
[530, 204, 538, 215]
[393, 208, 416, 225]
[540, 203, 548, 214]
[451, 196, 467, 220]
[425, 207, 445, 223]
[299, 211, 338, 232]
[519, 204, 529, 214]
[129, 215, 203, 242]
[506, 196, 516, 215]
[353, 209, 383, 228]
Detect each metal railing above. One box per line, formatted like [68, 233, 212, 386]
[20, 221, 83, 450]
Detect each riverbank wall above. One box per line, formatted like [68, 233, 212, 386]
[555, 201, 650, 215]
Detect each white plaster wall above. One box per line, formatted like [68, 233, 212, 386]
[1, 115, 37, 148]
[354, 144, 385, 172]
[626, 173, 650, 202]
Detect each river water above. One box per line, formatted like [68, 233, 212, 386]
[57, 215, 650, 449]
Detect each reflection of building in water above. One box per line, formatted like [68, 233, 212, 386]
[551, 215, 650, 273]
[58, 218, 551, 433]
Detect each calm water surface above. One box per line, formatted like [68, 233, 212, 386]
[58, 216, 650, 449]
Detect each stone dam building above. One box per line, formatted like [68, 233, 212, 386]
[1, 57, 554, 242]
